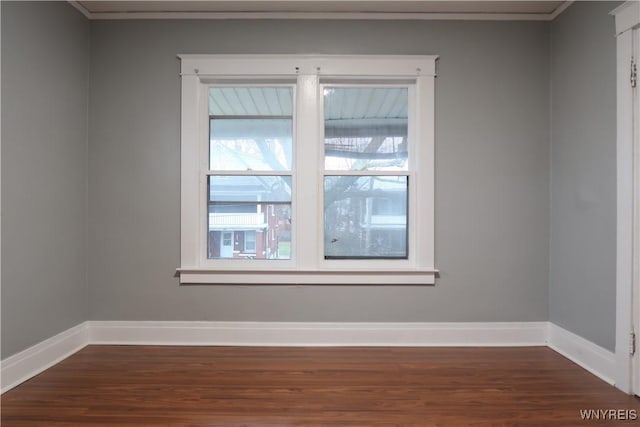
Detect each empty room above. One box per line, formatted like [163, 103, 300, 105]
[2, 0, 640, 425]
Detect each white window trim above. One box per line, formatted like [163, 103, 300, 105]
[177, 54, 438, 285]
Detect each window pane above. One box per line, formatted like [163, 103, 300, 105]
[208, 176, 292, 260]
[324, 87, 408, 171]
[210, 87, 293, 116]
[324, 176, 408, 259]
[210, 87, 293, 171]
[210, 118, 292, 171]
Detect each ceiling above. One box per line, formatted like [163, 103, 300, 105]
[71, 1, 570, 20]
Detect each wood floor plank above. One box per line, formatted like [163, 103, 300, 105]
[2, 346, 639, 426]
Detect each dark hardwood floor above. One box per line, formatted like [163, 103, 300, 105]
[2, 345, 639, 426]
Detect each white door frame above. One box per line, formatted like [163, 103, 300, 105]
[612, 1, 640, 395]
[633, 28, 640, 397]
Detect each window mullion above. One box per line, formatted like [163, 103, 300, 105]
[295, 74, 321, 270]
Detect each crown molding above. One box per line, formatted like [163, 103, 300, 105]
[68, 1, 574, 22]
[68, 1, 92, 19]
[549, 0, 574, 21]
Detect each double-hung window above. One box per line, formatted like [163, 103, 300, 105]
[178, 55, 437, 284]
[207, 86, 293, 261]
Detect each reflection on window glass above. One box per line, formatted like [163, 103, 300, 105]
[209, 87, 293, 116]
[208, 175, 291, 203]
[210, 87, 293, 171]
[209, 118, 292, 171]
[324, 87, 408, 171]
[207, 176, 292, 260]
[324, 176, 408, 259]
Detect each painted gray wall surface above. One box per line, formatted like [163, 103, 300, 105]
[1, 2, 89, 358]
[549, 2, 618, 351]
[89, 20, 550, 322]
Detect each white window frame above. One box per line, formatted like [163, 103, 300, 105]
[177, 54, 438, 285]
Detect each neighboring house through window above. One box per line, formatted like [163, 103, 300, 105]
[178, 55, 437, 284]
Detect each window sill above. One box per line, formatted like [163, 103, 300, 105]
[176, 268, 438, 285]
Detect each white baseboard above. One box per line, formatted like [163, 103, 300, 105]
[88, 320, 549, 347]
[1, 323, 89, 393]
[0, 320, 617, 394]
[547, 323, 616, 385]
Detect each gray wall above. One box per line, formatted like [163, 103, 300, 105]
[549, 2, 618, 351]
[1, 2, 90, 358]
[88, 20, 550, 322]
[3, 2, 619, 357]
